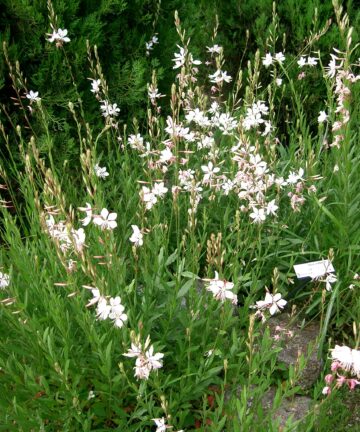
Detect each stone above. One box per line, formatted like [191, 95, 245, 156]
[266, 313, 322, 390]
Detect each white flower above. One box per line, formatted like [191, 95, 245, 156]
[123, 342, 142, 358]
[100, 101, 120, 118]
[275, 78, 282, 86]
[90, 79, 101, 94]
[249, 207, 266, 223]
[72, 227, 86, 252]
[287, 168, 304, 184]
[108, 296, 128, 328]
[331, 345, 360, 378]
[88, 390, 95, 400]
[0, 272, 10, 289]
[307, 56, 318, 66]
[266, 200, 278, 216]
[172, 45, 186, 69]
[129, 225, 143, 247]
[145, 345, 164, 370]
[93, 208, 117, 230]
[160, 148, 174, 164]
[79, 202, 92, 226]
[94, 164, 109, 179]
[209, 69, 232, 84]
[86, 288, 102, 307]
[255, 292, 287, 315]
[297, 56, 307, 68]
[207, 44, 222, 54]
[275, 52, 285, 64]
[201, 161, 220, 182]
[206, 271, 237, 304]
[325, 53, 343, 79]
[128, 134, 145, 151]
[318, 111, 328, 123]
[320, 273, 337, 291]
[141, 186, 157, 210]
[262, 53, 273, 67]
[26, 90, 41, 102]
[153, 418, 170, 432]
[96, 297, 111, 320]
[47, 28, 70, 44]
[152, 182, 168, 197]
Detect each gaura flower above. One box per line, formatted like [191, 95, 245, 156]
[255, 292, 287, 316]
[129, 225, 143, 247]
[0, 272, 10, 289]
[93, 208, 117, 230]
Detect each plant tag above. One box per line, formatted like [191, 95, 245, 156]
[294, 259, 335, 279]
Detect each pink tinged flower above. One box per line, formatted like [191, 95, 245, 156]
[347, 378, 360, 390]
[262, 53, 273, 67]
[322, 386, 331, 395]
[79, 202, 92, 226]
[93, 208, 117, 230]
[249, 207, 266, 223]
[145, 345, 164, 370]
[336, 375, 347, 387]
[325, 374, 334, 384]
[331, 361, 341, 372]
[206, 271, 237, 304]
[134, 355, 152, 380]
[26, 90, 41, 102]
[255, 292, 287, 315]
[0, 272, 10, 289]
[330, 345, 354, 373]
[96, 297, 111, 320]
[318, 111, 328, 123]
[123, 342, 142, 358]
[129, 225, 143, 247]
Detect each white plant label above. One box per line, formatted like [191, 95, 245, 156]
[294, 259, 335, 279]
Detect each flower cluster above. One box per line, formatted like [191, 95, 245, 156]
[322, 345, 360, 395]
[46, 215, 86, 253]
[95, 293, 128, 328]
[100, 100, 120, 119]
[262, 52, 285, 67]
[140, 182, 168, 210]
[204, 272, 237, 304]
[297, 56, 318, 67]
[251, 292, 287, 321]
[145, 34, 159, 56]
[124, 335, 164, 380]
